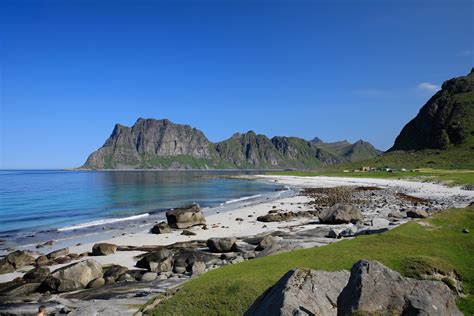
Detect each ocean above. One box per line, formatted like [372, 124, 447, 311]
[0, 170, 281, 240]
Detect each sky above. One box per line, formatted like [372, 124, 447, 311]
[0, 0, 472, 169]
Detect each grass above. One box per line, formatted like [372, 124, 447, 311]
[267, 168, 474, 186]
[145, 206, 474, 315]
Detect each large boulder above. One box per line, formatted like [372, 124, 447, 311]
[4, 250, 35, 269]
[207, 237, 237, 253]
[51, 259, 103, 287]
[319, 204, 363, 224]
[166, 204, 206, 229]
[136, 249, 173, 272]
[92, 243, 117, 256]
[337, 260, 462, 315]
[150, 221, 172, 234]
[245, 269, 350, 316]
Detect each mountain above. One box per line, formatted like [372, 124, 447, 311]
[311, 139, 382, 162]
[390, 69, 474, 151]
[81, 119, 380, 170]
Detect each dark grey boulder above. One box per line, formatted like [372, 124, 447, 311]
[4, 250, 35, 269]
[39, 276, 83, 293]
[319, 204, 363, 224]
[150, 221, 172, 234]
[0, 282, 41, 296]
[166, 204, 206, 229]
[207, 237, 237, 253]
[136, 249, 173, 272]
[406, 209, 429, 218]
[337, 260, 462, 316]
[245, 269, 350, 316]
[92, 243, 117, 256]
[255, 236, 279, 251]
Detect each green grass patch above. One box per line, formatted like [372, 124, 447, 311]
[145, 206, 474, 315]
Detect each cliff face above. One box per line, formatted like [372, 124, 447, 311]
[82, 119, 380, 170]
[83, 118, 219, 169]
[390, 69, 474, 151]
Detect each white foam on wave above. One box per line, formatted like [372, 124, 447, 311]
[57, 213, 150, 232]
[225, 194, 262, 204]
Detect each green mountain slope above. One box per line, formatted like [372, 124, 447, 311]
[82, 121, 380, 170]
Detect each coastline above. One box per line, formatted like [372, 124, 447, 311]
[1, 175, 473, 315]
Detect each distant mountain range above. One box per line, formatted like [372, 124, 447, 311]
[81, 120, 380, 170]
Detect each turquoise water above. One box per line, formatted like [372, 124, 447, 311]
[0, 170, 278, 235]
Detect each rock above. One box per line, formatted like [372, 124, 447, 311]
[207, 237, 237, 253]
[46, 247, 69, 259]
[87, 277, 105, 288]
[149, 257, 173, 273]
[39, 276, 83, 293]
[5, 250, 35, 269]
[51, 259, 103, 287]
[54, 256, 72, 264]
[337, 260, 462, 315]
[35, 255, 50, 267]
[92, 243, 117, 256]
[1, 282, 41, 296]
[355, 227, 389, 236]
[140, 272, 157, 282]
[166, 204, 206, 229]
[0, 260, 15, 274]
[136, 250, 173, 272]
[117, 273, 135, 282]
[181, 229, 196, 236]
[103, 265, 129, 282]
[256, 236, 279, 251]
[245, 269, 350, 316]
[173, 250, 220, 272]
[339, 224, 358, 237]
[256, 243, 303, 258]
[327, 228, 341, 239]
[462, 228, 470, 234]
[371, 218, 390, 227]
[319, 204, 363, 224]
[406, 209, 429, 218]
[23, 267, 50, 283]
[150, 221, 172, 234]
[191, 261, 206, 277]
[231, 256, 244, 264]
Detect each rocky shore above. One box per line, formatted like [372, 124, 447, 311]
[1, 176, 473, 315]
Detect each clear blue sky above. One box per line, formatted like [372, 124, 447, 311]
[1, 0, 472, 169]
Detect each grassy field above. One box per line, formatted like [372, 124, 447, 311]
[144, 206, 474, 315]
[268, 168, 474, 186]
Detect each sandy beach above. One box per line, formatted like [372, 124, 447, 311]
[1, 175, 473, 315]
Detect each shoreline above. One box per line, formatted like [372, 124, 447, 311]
[1, 175, 473, 315]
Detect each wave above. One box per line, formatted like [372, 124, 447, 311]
[224, 194, 262, 204]
[57, 213, 150, 232]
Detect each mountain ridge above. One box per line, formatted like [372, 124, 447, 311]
[82, 119, 380, 170]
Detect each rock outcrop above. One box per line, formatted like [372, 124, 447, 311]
[207, 237, 237, 253]
[245, 269, 350, 316]
[246, 260, 462, 316]
[338, 260, 462, 315]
